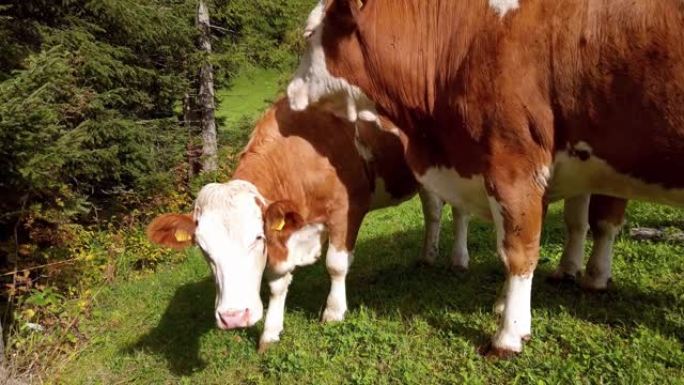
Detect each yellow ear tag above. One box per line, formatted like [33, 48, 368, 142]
[272, 217, 286, 231]
[174, 229, 192, 242]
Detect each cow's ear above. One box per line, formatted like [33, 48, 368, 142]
[263, 201, 305, 267]
[264, 201, 304, 235]
[147, 214, 196, 249]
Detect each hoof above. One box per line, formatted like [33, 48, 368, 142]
[449, 264, 469, 273]
[321, 308, 346, 323]
[579, 275, 612, 292]
[547, 271, 579, 284]
[258, 340, 273, 354]
[414, 259, 436, 269]
[478, 343, 520, 359]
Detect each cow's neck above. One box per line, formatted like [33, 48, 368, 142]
[337, 0, 560, 176]
[232, 154, 306, 210]
[353, 0, 494, 133]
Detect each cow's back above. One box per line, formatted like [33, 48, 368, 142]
[234, 99, 419, 219]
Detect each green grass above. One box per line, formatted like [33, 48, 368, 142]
[52, 68, 684, 384]
[216, 67, 283, 130]
[213, 67, 283, 160]
[54, 200, 684, 384]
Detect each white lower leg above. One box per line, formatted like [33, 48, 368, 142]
[552, 195, 590, 279]
[260, 272, 293, 346]
[418, 189, 444, 264]
[322, 246, 352, 322]
[450, 206, 470, 269]
[492, 274, 533, 352]
[582, 221, 619, 290]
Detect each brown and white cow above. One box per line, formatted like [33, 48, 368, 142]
[147, 98, 467, 351]
[149, 98, 626, 352]
[287, 0, 684, 355]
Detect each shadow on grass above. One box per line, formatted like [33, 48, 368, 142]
[123, 278, 216, 375]
[126, 209, 683, 374]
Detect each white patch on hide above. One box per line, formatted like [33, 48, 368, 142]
[416, 167, 491, 220]
[492, 274, 533, 352]
[489, 0, 519, 17]
[358, 109, 379, 123]
[547, 143, 684, 205]
[534, 165, 551, 190]
[285, 223, 327, 268]
[303, 0, 325, 37]
[353, 123, 374, 163]
[193, 180, 268, 327]
[287, 2, 377, 122]
[322, 245, 352, 322]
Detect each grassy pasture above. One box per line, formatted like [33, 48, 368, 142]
[52, 69, 684, 385]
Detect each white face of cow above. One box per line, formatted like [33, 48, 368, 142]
[193, 181, 268, 330]
[287, 1, 378, 123]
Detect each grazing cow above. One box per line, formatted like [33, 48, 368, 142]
[147, 98, 467, 351]
[287, 0, 684, 355]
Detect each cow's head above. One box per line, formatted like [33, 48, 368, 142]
[287, 0, 377, 123]
[147, 181, 325, 331]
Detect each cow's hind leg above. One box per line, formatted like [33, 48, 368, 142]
[550, 194, 590, 282]
[581, 195, 626, 290]
[418, 188, 445, 266]
[259, 272, 293, 352]
[450, 205, 470, 270]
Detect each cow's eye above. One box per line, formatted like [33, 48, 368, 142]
[253, 235, 266, 254]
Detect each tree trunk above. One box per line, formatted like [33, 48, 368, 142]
[196, 0, 218, 173]
[0, 318, 4, 362]
[183, 92, 202, 180]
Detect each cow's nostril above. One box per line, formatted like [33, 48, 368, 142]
[218, 309, 250, 329]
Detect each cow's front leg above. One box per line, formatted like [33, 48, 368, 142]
[322, 246, 353, 322]
[450, 205, 470, 270]
[488, 186, 543, 356]
[259, 272, 292, 352]
[550, 194, 590, 282]
[418, 188, 445, 265]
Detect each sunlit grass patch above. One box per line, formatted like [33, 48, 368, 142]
[54, 199, 684, 384]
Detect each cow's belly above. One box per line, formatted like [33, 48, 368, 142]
[547, 150, 684, 206]
[416, 167, 492, 220]
[369, 177, 415, 210]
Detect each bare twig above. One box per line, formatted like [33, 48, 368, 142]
[209, 24, 234, 33]
[0, 258, 82, 278]
[629, 227, 684, 243]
